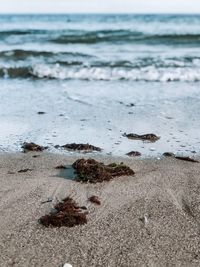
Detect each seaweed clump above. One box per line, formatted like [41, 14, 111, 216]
[175, 156, 199, 163]
[60, 143, 102, 152]
[126, 151, 141, 157]
[72, 159, 134, 183]
[89, 196, 101, 205]
[39, 197, 88, 227]
[22, 142, 47, 152]
[163, 153, 199, 163]
[163, 152, 175, 157]
[123, 133, 160, 142]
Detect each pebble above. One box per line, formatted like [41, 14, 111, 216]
[63, 264, 72, 267]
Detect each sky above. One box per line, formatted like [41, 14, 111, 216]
[0, 0, 200, 14]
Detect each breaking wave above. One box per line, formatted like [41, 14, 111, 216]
[30, 65, 200, 82]
[1, 64, 200, 82]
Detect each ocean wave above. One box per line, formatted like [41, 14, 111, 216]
[1, 28, 200, 46]
[0, 29, 48, 36]
[51, 30, 200, 45]
[51, 30, 142, 44]
[0, 49, 91, 60]
[2, 50, 200, 69]
[1, 63, 200, 82]
[30, 64, 200, 82]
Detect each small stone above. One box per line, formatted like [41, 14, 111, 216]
[63, 263, 73, 267]
[80, 206, 87, 210]
[165, 116, 173, 119]
[50, 208, 58, 215]
[163, 152, 175, 157]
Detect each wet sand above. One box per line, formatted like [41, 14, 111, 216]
[0, 152, 200, 266]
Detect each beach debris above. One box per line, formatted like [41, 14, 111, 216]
[126, 103, 135, 107]
[18, 168, 32, 173]
[163, 152, 199, 162]
[63, 264, 73, 267]
[115, 141, 121, 145]
[118, 101, 135, 107]
[32, 155, 40, 158]
[123, 133, 160, 142]
[175, 156, 199, 163]
[55, 165, 67, 169]
[165, 116, 174, 120]
[139, 215, 148, 225]
[163, 152, 175, 157]
[39, 197, 88, 227]
[89, 195, 101, 205]
[80, 206, 87, 210]
[37, 111, 46, 115]
[41, 197, 53, 204]
[72, 159, 134, 183]
[126, 151, 141, 157]
[56, 143, 102, 152]
[22, 142, 47, 152]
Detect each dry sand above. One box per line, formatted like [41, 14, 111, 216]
[0, 152, 200, 267]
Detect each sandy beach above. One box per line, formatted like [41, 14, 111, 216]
[0, 152, 200, 266]
[0, 12, 200, 267]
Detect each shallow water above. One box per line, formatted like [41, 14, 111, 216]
[57, 166, 77, 180]
[0, 14, 200, 157]
[0, 79, 199, 157]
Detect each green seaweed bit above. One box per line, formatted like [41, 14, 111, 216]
[107, 162, 124, 168]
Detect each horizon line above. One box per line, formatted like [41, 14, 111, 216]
[0, 12, 200, 15]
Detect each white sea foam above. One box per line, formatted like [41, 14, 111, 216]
[32, 64, 200, 82]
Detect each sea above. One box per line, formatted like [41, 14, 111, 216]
[0, 14, 200, 157]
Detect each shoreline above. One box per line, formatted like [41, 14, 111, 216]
[0, 80, 199, 158]
[1, 152, 200, 266]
